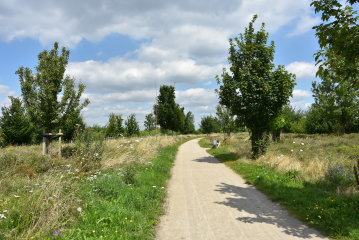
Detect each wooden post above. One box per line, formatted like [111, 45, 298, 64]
[43, 129, 46, 156]
[59, 129, 61, 159]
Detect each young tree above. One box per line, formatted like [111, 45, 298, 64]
[157, 85, 176, 135]
[199, 115, 217, 135]
[144, 113, 156, 134]
[311, 47, 359, 135]
[311, 0, 359, 86]
[183, 111, 195, 134]
[215, 104, 236, 139]
[54, 111, 87, 143]
[171, 104, 185, 136]
[0, 97, 33, 145]
[125, 113, 140, 137]
[215, 15, 296, 159]
[15, 42, 90, 157]
[106, 113, 124, 137]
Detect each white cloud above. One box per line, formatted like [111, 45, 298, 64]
[290, 89, 312, 102]
[0, 85, 16, 97]
[286, 15, 321, 37]
[289, 101, 312, 111]
[285, 61, 318, 79]
[203, 81, 212, 86]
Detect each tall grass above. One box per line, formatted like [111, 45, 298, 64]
[0, 131, 203, 239]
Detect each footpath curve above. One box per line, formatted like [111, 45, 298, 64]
[155, 138, 329, 240]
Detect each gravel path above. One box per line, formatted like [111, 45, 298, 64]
[155, 138, 329, 240]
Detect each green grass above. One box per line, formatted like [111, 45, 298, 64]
[62, 136, 200, 240]
[200, 134, 359, 240]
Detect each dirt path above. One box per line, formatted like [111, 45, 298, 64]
[155, 138, 329, 240]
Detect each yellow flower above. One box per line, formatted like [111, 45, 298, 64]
[102, 230, 103, 232]
[125, 218, 127, 219]
[130, 220, 133, 222]
[93, 230, 95, 233]
[100, 236, 103, 238]
[115, 231, 118, 233]
[293, 200, 295, 201]
[306, 218, 308, 220]
[318, 216, 321, 219]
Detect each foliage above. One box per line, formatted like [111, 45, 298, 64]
[172, 104, 185, 135]
[91, 124, 106, 134]
[0, 96, 33, 146]
[120, 165, 137, 184]
[183, 111, 196, 134]
[125, 113, 140, 137]
[15, 41, 90, 156]
[199, 115, 219, 135]
[157, 85, 176, 135]
[215, 104, 236, 138]
[311, 0, 359, 87]
[144, 113, 156, 133]
[53, 111, 87, 143]
[215, 15, 296, 158]
[312, 46, 359, 135]
[105, 113, 124, 137]
[290, 117, 307, 134]
[325, 163, 355, 186]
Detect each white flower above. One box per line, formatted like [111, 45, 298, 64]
[135, 140, 139, 142]
[95, 153, 99, 157]
[152, 186, 156, 187]
[293, 142, 295, 143]
[143, 149, 145, 150]
[277, 157, 280, 159]
[257, 176, 260, 178]
[291, 149, 293, 152]
[29, 190, 33, 193]
[301, 143, 304, 145]
[65, 165, 71, 167]
[75, 169, 79, 172]
[60, 175, 64, 179]
[82, 158, 84, 160]
[161, 187, 164, 189]
[3, 210, 7, 212]
[35, 183, 39, 186]
[0, 214, 6, 219]
[300, 149, 303, 152]
[14, 195, 20, 198]
[141, 138, 143, 139]
[117, 146, 120, 148]
[281, 155, 283, 157]
[77, 207, 82, 212]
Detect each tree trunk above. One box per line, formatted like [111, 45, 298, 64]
[172, 130, 173, 137]
[48, 128, 52, 157]
[165, 129, 167, 135]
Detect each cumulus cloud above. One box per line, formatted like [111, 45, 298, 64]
[290, 89, 312, 101]
[203, 81, 212, 86]
[285, 61, 318, 79]
[0, 85, 16, 97]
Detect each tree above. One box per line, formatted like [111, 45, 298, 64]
[215, 104, 236, 139]
[144, 113, 156, 134]
[106, 113, 124, 137]
[54, 111, 87, 143]
[311, 47, 359, 135]
[157, 85, 176, 135]
[15, 42, 90, 157]
[183, 111, 195, 134]
[311, 0, 359, 88]
[171, 104, 185, 135]
[215, 15, 296, 159]
[125, 113, 140, 137]
[0, 97, 33, 145]
[199, 115, 217, 135]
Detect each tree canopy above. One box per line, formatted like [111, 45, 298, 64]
[215, 15, 296, 158]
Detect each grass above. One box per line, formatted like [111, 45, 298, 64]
[199, 132, 359, 240]
[0, 133, 204, 239]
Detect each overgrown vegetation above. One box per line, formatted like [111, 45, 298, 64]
[200, 132, 359, 239]
[0, 126, 203, 239]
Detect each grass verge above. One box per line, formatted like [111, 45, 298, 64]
[62, 136, 200, 240]
[199, 135, 359, 240]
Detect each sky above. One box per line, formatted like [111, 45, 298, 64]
[0, 0, 357, 130]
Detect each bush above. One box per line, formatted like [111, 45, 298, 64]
[73, 126, 105, 162]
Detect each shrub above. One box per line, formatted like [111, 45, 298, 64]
[73, 126, 105, 162]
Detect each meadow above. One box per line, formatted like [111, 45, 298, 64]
[200, 132, 359, 240]
[0, 129, 203, 239]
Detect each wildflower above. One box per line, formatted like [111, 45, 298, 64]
[257, 176, 260, 178]
[130, 220, 133, 222]
[95, 153, 99, 157]
[77, 207, 82, 212]
[14, 195, 20, 198]
[3, 210, 7, 212]
[291, 149, 293, 152]
[0, 214, 6, 219]
[46, 228, 49, 231]
[153, 186, 156, 187]
[161, 187, 164, 189]
[301, 143, 304, 145]
[293, 142, 295, 143]
[135, 140, 139, 142]
[300, 149, 303, 152]
[318, 216, 321, 219]
[93, 230, 95, 233]
[281, 155, 283, 157]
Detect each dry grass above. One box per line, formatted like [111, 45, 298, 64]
[0, 134, 201, 239]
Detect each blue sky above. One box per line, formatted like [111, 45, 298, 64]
[0, 0, 357, 130]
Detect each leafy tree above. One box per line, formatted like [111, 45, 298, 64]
[15, 42, 90, 156]
[92, 124, 106, 134]
[267, 111, 286, 142]
[183, 111, 195, 134]
[144, 113, 156, 134]
[215, 15, 296, 158]
[312, 46, 359, 135]
[125, 113, 140, 137]
[106, 113, 124, 137]
[157, 85, 176, 135]
[0, 97, 33, 145]
[53, 111, 87, 143]
[311, 0, 359, 87]
[171, 104, 185, 135]
[199, 115, 217, 135]
[215, 104, 236, 139]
